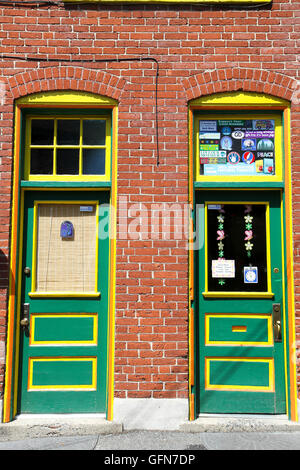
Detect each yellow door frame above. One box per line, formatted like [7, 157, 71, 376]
[188, 91, 298, 422]
[3, 91, 118, 422]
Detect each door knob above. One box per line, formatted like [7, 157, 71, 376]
[20, 317, 29, 328]
[24, 267, 31, 276]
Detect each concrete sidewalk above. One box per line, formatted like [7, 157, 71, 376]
[0, 430, 299, 450]
[0, 398, 299, 450]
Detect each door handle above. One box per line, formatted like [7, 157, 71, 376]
[272, 303, 282, 342]
[20, 303, 30, 330]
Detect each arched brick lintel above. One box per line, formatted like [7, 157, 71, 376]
[182, 68, 299, 103]
[7, 66, 127, 102]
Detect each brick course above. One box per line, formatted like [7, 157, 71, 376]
[0, 0, 300, 401]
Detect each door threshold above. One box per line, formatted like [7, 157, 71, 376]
[198, 413, 288, 420]
[180, 413, 300, 433]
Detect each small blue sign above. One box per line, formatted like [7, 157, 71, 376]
[244, 266, 258, 284]
[60, 220, 74, 239]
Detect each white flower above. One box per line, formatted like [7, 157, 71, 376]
[245, 241, 253, 251]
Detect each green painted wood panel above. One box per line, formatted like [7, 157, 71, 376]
[32, 315, 96, 344]
[208, 359, 271, 388]
[31, 358, 95, 388]
[207, 315, 270, 345]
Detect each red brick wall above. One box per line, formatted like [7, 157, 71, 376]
[0, 0, 300, 401]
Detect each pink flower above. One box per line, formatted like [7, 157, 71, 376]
[217, 230, 225, 240]
[244, 230, 253, 241]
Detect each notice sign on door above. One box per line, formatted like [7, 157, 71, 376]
[212, 259, 235, 278]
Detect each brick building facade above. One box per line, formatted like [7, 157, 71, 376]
[0, 0, 299, 423]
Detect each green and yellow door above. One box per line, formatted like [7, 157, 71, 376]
[195, 190, 286, 414]
[18, 190, 110, 413]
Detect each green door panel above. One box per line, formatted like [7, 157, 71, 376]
[18, 191, 110, 414]
[195, 190, 286, 415]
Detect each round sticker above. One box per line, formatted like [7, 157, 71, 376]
[245, 270, 257, 282]
[232, 130, 244, 139]
[227, 151, 240, 164]
[242, 151, 255, 164]
[221, 126, 231, 135]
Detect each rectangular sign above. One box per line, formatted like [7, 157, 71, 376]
[212, 259, 235, 279]
[199, 119, 276, 177]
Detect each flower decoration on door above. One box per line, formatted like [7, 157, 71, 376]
[216, 208, 226, 286]
[244, 206, 253, 257]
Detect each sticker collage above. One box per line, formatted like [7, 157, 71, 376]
[199, 119, 275, 177]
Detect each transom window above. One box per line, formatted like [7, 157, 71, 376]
[25, 116, 111, 181]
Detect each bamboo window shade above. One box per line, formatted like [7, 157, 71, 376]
[36, 204, 97, 292]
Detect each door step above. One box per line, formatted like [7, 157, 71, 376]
[180, 414, 300, 433]
[0, 414, 123, 440]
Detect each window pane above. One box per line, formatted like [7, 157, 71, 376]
[56, 149, 79, 175]
[57, 120, 80, 145]
[82, 148, 106, 175]
[207, 204, 267, 292]
[31, 120, 54, 145]
[82, 120, 106, 145]
[30, 148, 53, 174]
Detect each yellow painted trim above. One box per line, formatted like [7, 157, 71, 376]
[204, 201, 273, 297]
[4, 91, 118, 422]
[283, 108, 298, 421]
[281, 191, 289, 419]
[205, 357, 275, 392]
[28, 357, 97, 391]
[189, 92, 297, 420]
[30, 313, 98, 346]
[13, 190, 25, 418]
[28, 292, 100, 298]
[3, 107, 22, 422]
[25, 115, 111, 182]
[17, 91, 117, 107]
[265, 202, 272, 293]
[190, 92, 289, 108]
[203, 292, 274, 299]
[188, 107, 195, 421]
[205, 313, 273, 346]
[31, 200, 99, 297]
[194, 113, 283, 183]
[106, 106, 118, 421]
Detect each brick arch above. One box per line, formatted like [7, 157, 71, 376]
[7, 65, 127, 101]
[182, 68, 299, 103]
